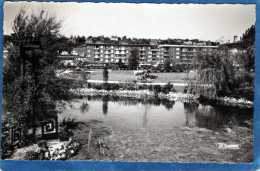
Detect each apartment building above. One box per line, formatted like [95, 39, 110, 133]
[73, 43, 218, 66]
[159, 45, 218, 65]
[74, 43, 154, 65]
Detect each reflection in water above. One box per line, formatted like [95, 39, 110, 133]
[184, 102, 225, 129]
[80, 100, 89, 114]
[142, 101, 151, 128]
[86, 95, 175, 111]
[64, 96, 252, 131]
[161, 100, 175, 111]
[184, 102, 252, 130]
[195, 105, 220, 129]
[102, 96, 109, 115]
[183, 102, 199, 127]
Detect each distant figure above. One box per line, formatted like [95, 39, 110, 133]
[103, 65, 109, 90]
[103, 65, 109, 82]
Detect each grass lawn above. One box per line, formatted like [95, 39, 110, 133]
[89, 69, 189, 83]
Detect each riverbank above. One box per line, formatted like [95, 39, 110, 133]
[69, 119, 252, 163]
[70, 88, 253, 108]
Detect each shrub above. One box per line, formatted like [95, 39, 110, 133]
[59, 127, 72, 141]
[109, 83, 120, 90]
[94, 84, 103, 90]
[171, 86, 177, 93]
[153, 85, 161, 95]
[59, 117, 79, 141]
[183, 86, 188, 93]
[24, 151, 40, 160]
[161, 82, 173, 94]
[148, 85, 154, 91]
[124, 83, 136, 90]
[87, 83, 92, 88]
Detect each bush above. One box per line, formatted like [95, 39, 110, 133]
[153, 85, 161, 95]
[123, 83, 136, 90]
[24, 151, 40, 160]
[183, 86, 188, 93]
[231, 71, 254, 100]
[109, 83, 120, 90]
[59, 117, 79, 141]
[137, 85, 146, 90]
[234, 86, 254, 101]
[161, 82, 173, 94]
[59, 127, 72, 141]
[94, 84, 103, 90]
[87, 83, 92, 88]
[148, 85, 154, 91]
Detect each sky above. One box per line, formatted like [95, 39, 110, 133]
[3, 1, 256, 42]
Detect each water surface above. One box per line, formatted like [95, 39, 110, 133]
[60, 96, 252, 131]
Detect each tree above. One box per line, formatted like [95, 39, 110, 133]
[117, 58, 124, 69]
[128, 48, 139, 70]
[103, 65, 109, 82]
[187, 50, 235, 98]
[241, 25, 255, 72]
[163, 58, 171, 72]
[4, 9, 72, 143]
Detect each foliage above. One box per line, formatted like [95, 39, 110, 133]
[60, 117, 79, 130]
[188, 50, 235, 98]
[3, 9, 72, 144]
[188, 24, 255, 100]
[59, 117, 79, 141]
[241, 25, 255, 49]
[117, 59, 125, 69]
[163, 58, 172, 72]
[128, 48, 139, 70]
[241, 25, 255, 72]
[153, 85, 161, 96]
[161, 82, 175, 94]
[24, 151, 40, 160]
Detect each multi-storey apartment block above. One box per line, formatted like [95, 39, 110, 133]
[159, 45, 218, 65]
[73, 43, 218, 66]
[74, 43, 155, 65]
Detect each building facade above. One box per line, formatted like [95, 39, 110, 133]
[73, 43, 218, 66]
[159, 45, 218, 65]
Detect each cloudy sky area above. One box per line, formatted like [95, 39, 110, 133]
[4, 2, 256, 42]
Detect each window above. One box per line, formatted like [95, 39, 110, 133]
[182, 48, 187, 52]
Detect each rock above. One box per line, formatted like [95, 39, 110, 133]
[181, 127, 192, 131]
[196, 127, 212, 133]
[224, 127, 233, 134]
[214, 132, 220, 135]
